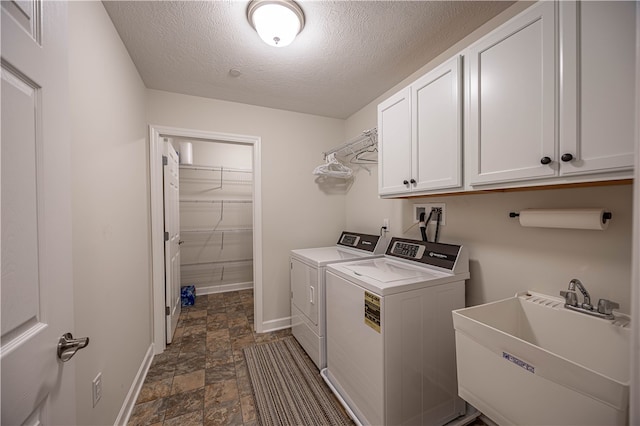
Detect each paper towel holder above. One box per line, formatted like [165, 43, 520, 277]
[509, 211, 612, 223]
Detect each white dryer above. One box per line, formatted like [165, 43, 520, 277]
[322, 237, 470, 426]
[290, 231, 388, 370]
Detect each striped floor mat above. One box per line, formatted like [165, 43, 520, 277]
[243, 337, 353, 426]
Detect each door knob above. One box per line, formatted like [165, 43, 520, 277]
[403, 180, 409, 185]
[561, 153, 574, 162]
[540, 156, 552, 165]
[57, 332, 90, 362]
[410, 179, 416, 185]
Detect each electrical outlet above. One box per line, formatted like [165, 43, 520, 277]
[92, 373, 103, 407]
[413, 203, 446, 226]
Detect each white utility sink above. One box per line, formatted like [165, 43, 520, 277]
[452, 291, 630, 425]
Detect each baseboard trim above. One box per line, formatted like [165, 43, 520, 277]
[114, 343, 154, 426]
[195, 281, 253, 295]
[260, 316, 291, 333]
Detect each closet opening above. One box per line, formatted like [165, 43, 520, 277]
[149, 125, 263, 355]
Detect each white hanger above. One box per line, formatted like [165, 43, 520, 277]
[312, 153, 353, 179]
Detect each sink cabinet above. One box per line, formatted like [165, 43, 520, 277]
[378, 56, 462, 196]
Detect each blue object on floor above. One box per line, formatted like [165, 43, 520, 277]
[181, 285, 196, 306]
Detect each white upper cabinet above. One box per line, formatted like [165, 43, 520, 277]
[412, 56, 462, 192]
[559, 0, 636, 176]
[378, 56, 462, 196]
[378, 0, 636, 197]
[466, 1, 557, 186]
[378, 87, 411, 196]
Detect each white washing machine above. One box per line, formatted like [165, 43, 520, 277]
[290, 231, 388, 370]
[322, 237, 470, 426]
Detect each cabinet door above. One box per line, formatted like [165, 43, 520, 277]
[559, 1, 636, 176]
[466, 1, 557, 185]
[412, 56, 462, 192]
[378, 87, 412, 195]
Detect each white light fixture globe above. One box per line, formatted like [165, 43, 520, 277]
[247, 0, 305, 48]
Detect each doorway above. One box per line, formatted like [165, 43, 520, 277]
[149, 125, 263, 354]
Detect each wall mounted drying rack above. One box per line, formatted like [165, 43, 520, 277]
[322, 128, 378, 163]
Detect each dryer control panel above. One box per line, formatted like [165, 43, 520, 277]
[386, 237, 466, 273]
[336, 231, 387, 254]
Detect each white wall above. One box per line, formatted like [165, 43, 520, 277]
[344, 1, 633, 313]
[69, 2, 151, 424]
[147, 90, 346, 325]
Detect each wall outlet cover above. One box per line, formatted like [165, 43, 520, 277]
[413, 203, 446, 226]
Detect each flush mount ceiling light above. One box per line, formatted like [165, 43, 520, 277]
[247, 0, 305, 48]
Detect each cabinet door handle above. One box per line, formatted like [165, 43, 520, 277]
[540, 156, 552, 165]
[403, 180, 409, 185]
[410, 179, 416, 185]
[561, 153, 574, 162]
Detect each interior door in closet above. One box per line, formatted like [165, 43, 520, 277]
[164, 140, 181, 343]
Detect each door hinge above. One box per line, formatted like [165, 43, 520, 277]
[165, 306, 170, 316]
[164, 231, 169, 241]
[162, 155, 168, 166]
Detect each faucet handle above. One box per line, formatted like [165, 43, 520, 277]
[597, 299, 619, 315]
[560, 290, 578, 307]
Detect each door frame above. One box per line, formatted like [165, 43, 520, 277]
[149, 125, 263, 354]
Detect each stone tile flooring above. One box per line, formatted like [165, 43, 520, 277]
[127, 289, 291, 426]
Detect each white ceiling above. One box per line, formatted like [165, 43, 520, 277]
[103, 1, 514, 119]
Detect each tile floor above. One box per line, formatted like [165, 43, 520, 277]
[127, 289, 291, 426]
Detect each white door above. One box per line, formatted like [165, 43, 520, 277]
[164, 140, 181, 343]
[466, 1, 557, 186]
[412, 55, 462, 192]
[1, 1, 78, 425]
[378, 87, 412, 196]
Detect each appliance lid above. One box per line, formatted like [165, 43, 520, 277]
[290, 246, 377, 267]
[343, 258, 448, 283]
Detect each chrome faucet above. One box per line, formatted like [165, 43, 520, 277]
[560, 278, 619, 320]
[568, 278, 592, 310]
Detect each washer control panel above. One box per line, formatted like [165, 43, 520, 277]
[386, 237, 462, 271]
[390, 241, 426, 259]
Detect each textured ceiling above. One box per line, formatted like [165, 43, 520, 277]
[103, 1, 514, 119]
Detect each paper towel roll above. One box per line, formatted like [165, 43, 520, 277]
[518, 208, 610, 230]
[179, 141, 193, 165]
